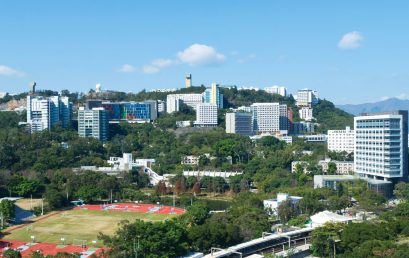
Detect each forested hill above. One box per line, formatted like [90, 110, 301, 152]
[2, 86, 353, 132]
[313, 99, 354, 132]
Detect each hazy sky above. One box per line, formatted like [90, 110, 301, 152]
[0, 1, 408, 104]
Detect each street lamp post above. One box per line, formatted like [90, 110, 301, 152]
[133, 236, 140, 258]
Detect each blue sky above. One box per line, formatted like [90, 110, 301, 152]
[0, 1, 408, 104]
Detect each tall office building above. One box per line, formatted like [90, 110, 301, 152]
[194, 103, 218, 127]
[27, 95, 72, 133]
[264, 86, 287, 97]
[59, 96, 72, 128]
[78, 107, 109, 142]
[225, 112, 253, 136]
[328, 126, 355, 153]
[203, 83, 224, 109]
[251, 103, 280, 133]
[185, 74, 192, 88]
[354, 111, 408, 195]
[251, 103, 290, 134]
[166, 94, 203, 113]
[296, 89, 318, 107]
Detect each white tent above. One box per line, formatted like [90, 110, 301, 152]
[310, 210, 354, 227]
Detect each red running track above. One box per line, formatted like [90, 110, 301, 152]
[73, 203, 186, 215]
[0, 240, 107, 258]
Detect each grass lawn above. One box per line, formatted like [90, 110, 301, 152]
[3, 209, 176, 247]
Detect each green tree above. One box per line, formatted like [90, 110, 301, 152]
[184, 202, 210, 225]
[327, 162, 337, 175]
[277, 200, 297, 223]
[45, 188, 66, 210]
[99, 219, 189, 258]
[311, 222, 345, 258]
[393, 182, 409, 200]
[2, 249, 21, 258]
[0, 199, 15, 221]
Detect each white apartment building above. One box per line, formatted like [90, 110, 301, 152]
[296, 89, 318, 107]
[251, 103, 289, 134]
[299, 107, 313, 121]
[264, 86, 287, 96]
[166, 93, 203, 113]
[328, 126, 355, 153]
[194, 103, 218, 127]
[27, 95, 72, 133]
[354, 111, 408, 183]
[225, 112, 253, 136]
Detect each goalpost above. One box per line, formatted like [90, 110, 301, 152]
[73, 239, 87, 248]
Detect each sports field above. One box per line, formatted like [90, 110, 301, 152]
[3, 204, 184, 247]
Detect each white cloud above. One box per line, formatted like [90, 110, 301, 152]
[0, 65, 24, 76]
[338, 31, 364, 49]
[142, 65, 160, 74]
[137, 44, 226, 75]
[118, 64, 137, 73]
[151, 58, 174, 68]
[177, 44, 226, 66]
[396, 93, 409, 100]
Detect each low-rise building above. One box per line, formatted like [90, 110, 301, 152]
[313, 175, 357, 190]
[264, 86, 287, 96]
[183, 170, 243, 179]
[181, 155, 200, 166]
[318, 159, 354, 175]
[298, 134, 327, 142]
[176, 121, 192, 128]
[263, 193, 303, 215]
[291, 161, 310, 173]
[327, 126, 355, 153]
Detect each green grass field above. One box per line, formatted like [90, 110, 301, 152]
[3, 209, 177, 247]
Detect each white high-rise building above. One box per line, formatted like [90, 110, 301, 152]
[264, 86, 287, 96]
[78, 107, 109, 142]
[203, 83, 224, 109]
[328, 126, 355, 153]
[296, 89, 318, 107]
[166, 94, 203, 113]
[225, 112, 253, 136]
[251, 103, 289, 134]
[299, 107, 313, 121]
[194, 103, 218, 127]
[27, 95, 72, 133]
[354, 111, 408, 185]
[157, 100, 166, 113]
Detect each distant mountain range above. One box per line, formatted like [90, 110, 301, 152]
[337, 98, 409, 116]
